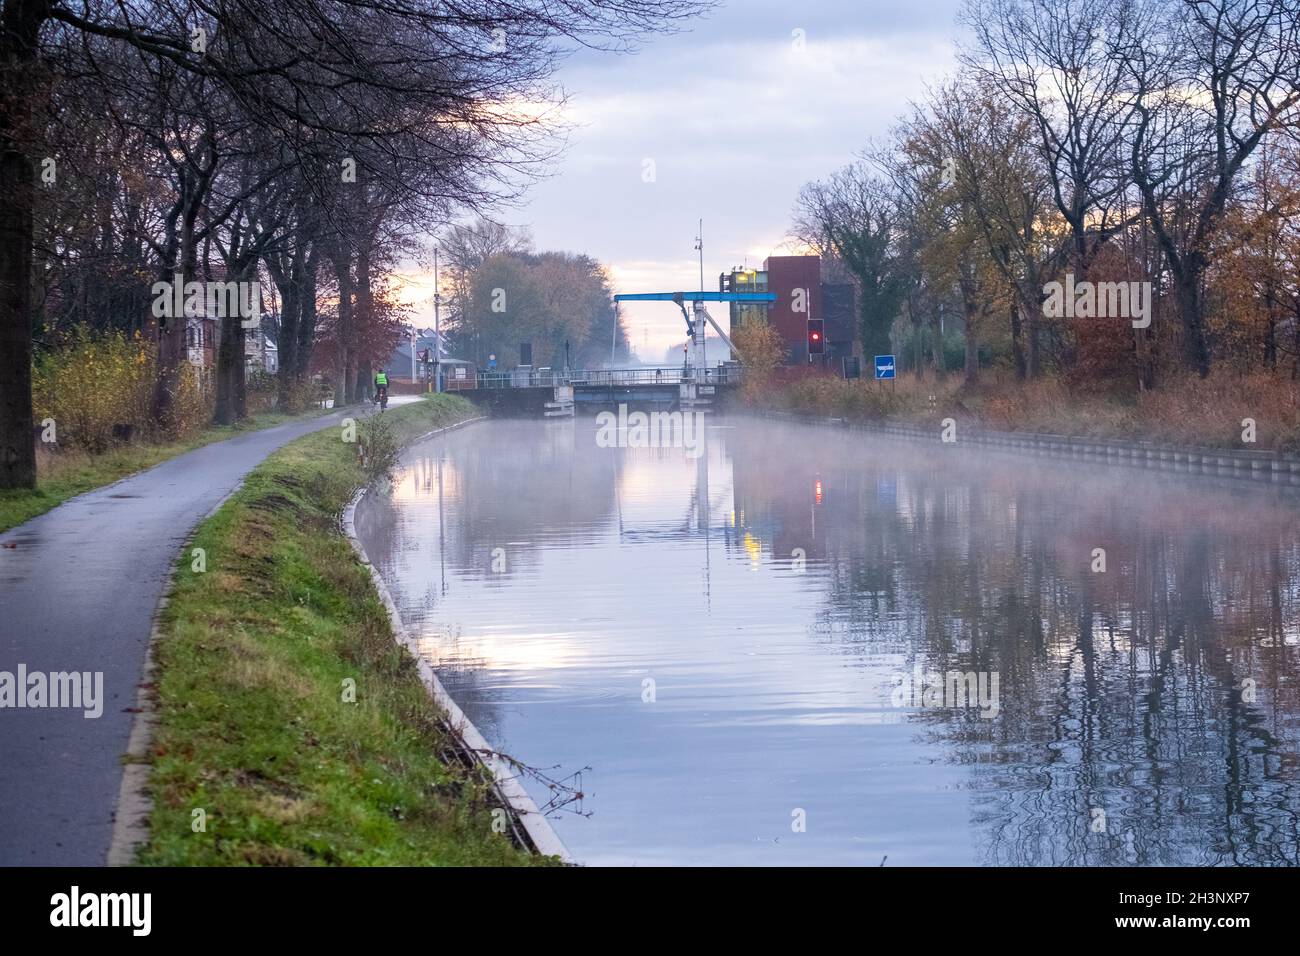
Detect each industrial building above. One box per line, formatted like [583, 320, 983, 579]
[719, 255, 856, 367]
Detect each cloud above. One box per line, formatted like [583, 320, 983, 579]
[435, 0, 966, 361]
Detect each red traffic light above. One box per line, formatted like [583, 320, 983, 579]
[807, 319, 825, 354]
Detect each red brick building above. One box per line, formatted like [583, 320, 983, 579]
[721, 254, 856, 366]
[764, 256, 824, 363]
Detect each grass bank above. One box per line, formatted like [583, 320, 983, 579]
[137, 394, 548, 866]
[0, 407, 329, 533]
[768, 371, 1300, 453]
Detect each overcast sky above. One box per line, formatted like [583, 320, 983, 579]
[409, 0, 966, 362]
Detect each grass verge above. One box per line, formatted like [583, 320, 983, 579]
[0, 407, 330, 533]
[137, 394, 548, 866]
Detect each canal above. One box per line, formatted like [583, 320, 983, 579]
[353, 416, 1300, 866]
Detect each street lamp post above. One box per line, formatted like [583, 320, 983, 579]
[433, 247, 442, 393]
[696, 219, 706, 378]
[409, 326, 417, 384]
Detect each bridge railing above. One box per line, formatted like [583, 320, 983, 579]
[450, 366, 743, 390]
[569, 368, 683, 386]
[448, 370, 569, 390]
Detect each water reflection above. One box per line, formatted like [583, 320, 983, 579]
[354, 417, 1300, 866]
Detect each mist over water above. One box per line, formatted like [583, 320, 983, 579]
[354, 417, 1300, 866]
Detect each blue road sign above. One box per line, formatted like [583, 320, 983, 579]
[875, 355, 896, 380]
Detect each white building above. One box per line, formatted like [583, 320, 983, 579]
[245, 331, 278, 374]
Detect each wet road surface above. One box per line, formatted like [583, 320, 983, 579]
[0, 399, 416, 865]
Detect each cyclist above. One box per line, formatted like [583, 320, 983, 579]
[373, 368, 389, 408]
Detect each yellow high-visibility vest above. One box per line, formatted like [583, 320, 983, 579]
[375, 372, 388, 386]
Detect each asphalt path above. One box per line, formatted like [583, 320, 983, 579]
[0, 397, 418, 865]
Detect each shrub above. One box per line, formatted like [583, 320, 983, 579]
[32, 326, 217, 451]
[33, 327, 157, 452]
[277, 376, 321, 414]
[357, 414, 402, 482]
[731, 321, 787, 404]
[245, 367, 278, 415]
[1137, 371, 1300, 451]
[168, 364, 213, 440]
[779, 375, 936, 423]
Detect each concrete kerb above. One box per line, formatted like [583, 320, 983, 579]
[342, 415, 576, 864]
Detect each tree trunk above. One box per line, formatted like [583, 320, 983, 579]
[357, 243, 375, 402]
[296, 250, 318, 380]
[912, 314, 925, 382]
[153, 177, 202, 431]
[234, 326, 247, 419]
[214, 260, 255, 424]
[964, 321, 980, 385]
[960, 277, 981, 385]
[346, 350, 360, 404]
[1023, 280, 1041, 379]
[1175, 263, 1210, 377]
[269, 253, 300, 407]
[1009, 299, 1026, 380]
[214, 315, 244, 425]
[333, 250, 354, 407]
[1292, 300, 1300, 381]
[931, 309, 945, 380]
[0, 140, 36, 489]
[1263, 285, 1277, 370]
[0, 0, 53, 490]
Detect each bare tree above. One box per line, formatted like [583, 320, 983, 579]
[962, 0, 1137, 277]
[1121, 0, 1300, 375]
[793, 159, 910, 360]
[0, 0, 706, 489]
[911, 75, 1059, 378]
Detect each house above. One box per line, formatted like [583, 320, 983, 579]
[184, 313, 218, 369]
[245, 331, 278, 374]
[720, 255, 858, 365]
[170, 263, 262, 373]
[383, 328, 470, 386]
[385, 327, 440, 383]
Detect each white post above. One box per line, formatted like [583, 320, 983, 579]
[433, 247, 442, 393]
[697, 220, 707, 377]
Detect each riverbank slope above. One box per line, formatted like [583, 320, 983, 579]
[137, 395, 551, 866]
[767, 372, 1300, 453]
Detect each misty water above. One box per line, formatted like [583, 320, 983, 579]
[353, 416, 1300, 866]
